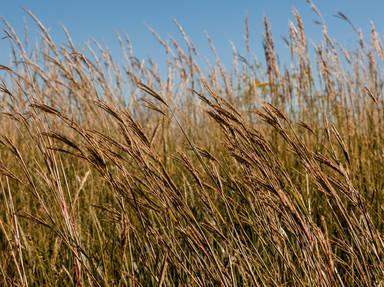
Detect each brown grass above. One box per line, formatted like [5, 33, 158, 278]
[0, 6, 384, 286]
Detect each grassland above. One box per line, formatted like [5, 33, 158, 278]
[1, 6, 384, 286]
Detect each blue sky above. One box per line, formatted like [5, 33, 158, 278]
[1, 1, 383, 70]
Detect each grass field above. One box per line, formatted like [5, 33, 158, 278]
[1, 7, 384, 286]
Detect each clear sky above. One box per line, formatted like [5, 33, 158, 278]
[1, 0, 383, 71]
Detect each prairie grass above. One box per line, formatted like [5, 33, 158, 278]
[1, 6, 384, 286]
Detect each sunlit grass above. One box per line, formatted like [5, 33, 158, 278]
[0, 6, 384, 286]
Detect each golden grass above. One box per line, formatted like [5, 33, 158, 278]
[1, 6, 384, 286]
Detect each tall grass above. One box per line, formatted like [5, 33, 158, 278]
[1, 6, 384, 286]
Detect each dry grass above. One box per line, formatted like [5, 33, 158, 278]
[1, 6, 384, 286]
